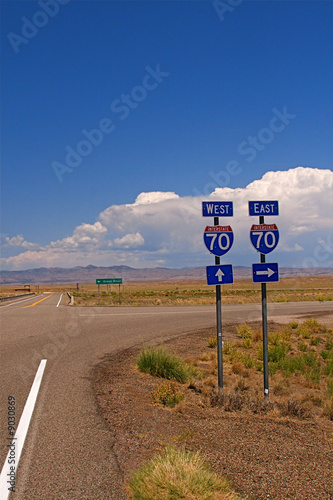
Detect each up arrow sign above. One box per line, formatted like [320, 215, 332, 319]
[206, 265, 233, 285]
[215, 268, 224, 282]
[256, 267, 275, 278]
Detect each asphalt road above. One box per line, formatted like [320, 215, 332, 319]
[0, 294, 332, 499]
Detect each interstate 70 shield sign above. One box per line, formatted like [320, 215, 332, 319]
[203, 226, 234, 257]
[250, 224, 279, 254]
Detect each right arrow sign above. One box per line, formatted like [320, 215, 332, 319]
[252, 263, 279, 283]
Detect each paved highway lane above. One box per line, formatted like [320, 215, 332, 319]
[1, 297, 332, 499]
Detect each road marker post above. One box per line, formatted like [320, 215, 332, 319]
[249, 201, 279, 399]
[202, 202, 234, 391]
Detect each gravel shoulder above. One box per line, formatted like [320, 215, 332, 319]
[93, 321, 333, 500]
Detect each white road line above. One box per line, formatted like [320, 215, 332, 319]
[0, 296, 41, 309]
[56, 294, 63, 308]
[0, 360, 47, 500]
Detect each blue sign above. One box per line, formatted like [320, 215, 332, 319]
[252, 263, 279, 283]
[203, 226, 234, 257]
[249, 201, 279, 216]
[250, 224, 279, 254]
[202, 201, 233, 217]
[206, 264, 234, 285]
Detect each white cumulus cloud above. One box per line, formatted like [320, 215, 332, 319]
[2, 234, 41, 250]
[113, 232, 145, 248]
[1, 167, 332, 270]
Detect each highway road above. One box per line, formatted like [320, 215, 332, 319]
[0, 293, 332, 499]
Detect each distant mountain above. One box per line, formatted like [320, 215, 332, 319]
[0, 265, 332, 284]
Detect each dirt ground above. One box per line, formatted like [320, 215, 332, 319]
[93, 321, 333, 500]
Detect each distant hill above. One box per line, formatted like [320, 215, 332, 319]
[0, 265, 332, 284]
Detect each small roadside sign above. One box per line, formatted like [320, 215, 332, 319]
[248, 201, 279, 216]
[202, 201, 233, 217]
[96, 278, 123, 285]
[206, 264, 234, 285]
[252, 263, 279, 283]
[250, 224, 279, 254]
[203, 225, 234, 256]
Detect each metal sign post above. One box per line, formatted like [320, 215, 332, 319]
[203, 202, 234, 392]
[214, 216, 223, 391]
[249, 201, 279, 400]
[260, 215, 269, 399]
[96, 278, 123, 305]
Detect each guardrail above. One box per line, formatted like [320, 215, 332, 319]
[0, 292, 36, 302]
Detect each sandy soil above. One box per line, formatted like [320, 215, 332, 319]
[93, 322, 333, 500]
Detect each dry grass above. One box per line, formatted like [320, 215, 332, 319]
[128, 446, 246, 500]
[184, 318, 333, 420]
[4, 276, 331, 305]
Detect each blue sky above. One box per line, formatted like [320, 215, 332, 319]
[1, 0, 332, 270]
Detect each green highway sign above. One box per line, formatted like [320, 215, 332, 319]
[96, 278, 123, 285]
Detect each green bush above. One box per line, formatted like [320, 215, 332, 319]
[137, 347, 190, 383]
[268, 344, 288, 363]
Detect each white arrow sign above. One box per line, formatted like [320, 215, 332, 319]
[215, 268, 225, 282]
[256, 267, 275, 278]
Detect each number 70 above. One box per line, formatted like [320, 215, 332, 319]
[252, 231, 276, 249]
[206, 233, 231, 251]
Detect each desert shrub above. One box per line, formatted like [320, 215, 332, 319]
[236, 323, 253, 339]
[268, 344, 290, 363]
[211, 391, 244, 412]
[241, 353, 255, 369]
[252, 329, 262, 342]
[316, 294, 333, 302]
[128, 446, 245, 500]
[281, 399, 310, 419]
[273, 381, 290, 396]
[137, 347, 190, 383]
[299, 342, 308, 352]
[268, 332, 282, 345]
[276, 295, 289, 302]
[231, 362, 243, 375]
[152, 381, 184, 407]
[325, 339, 333, 350]
[207, 336, 217, 348]
[242, 337, 253, 349]
[289, 320, 298, 329]
[326, 379, 333, 397]
[298, 325, 311, 339]
[323, 401, 333, 421]
[324, 359, 333, 377]
[257, 345, 263, 361]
